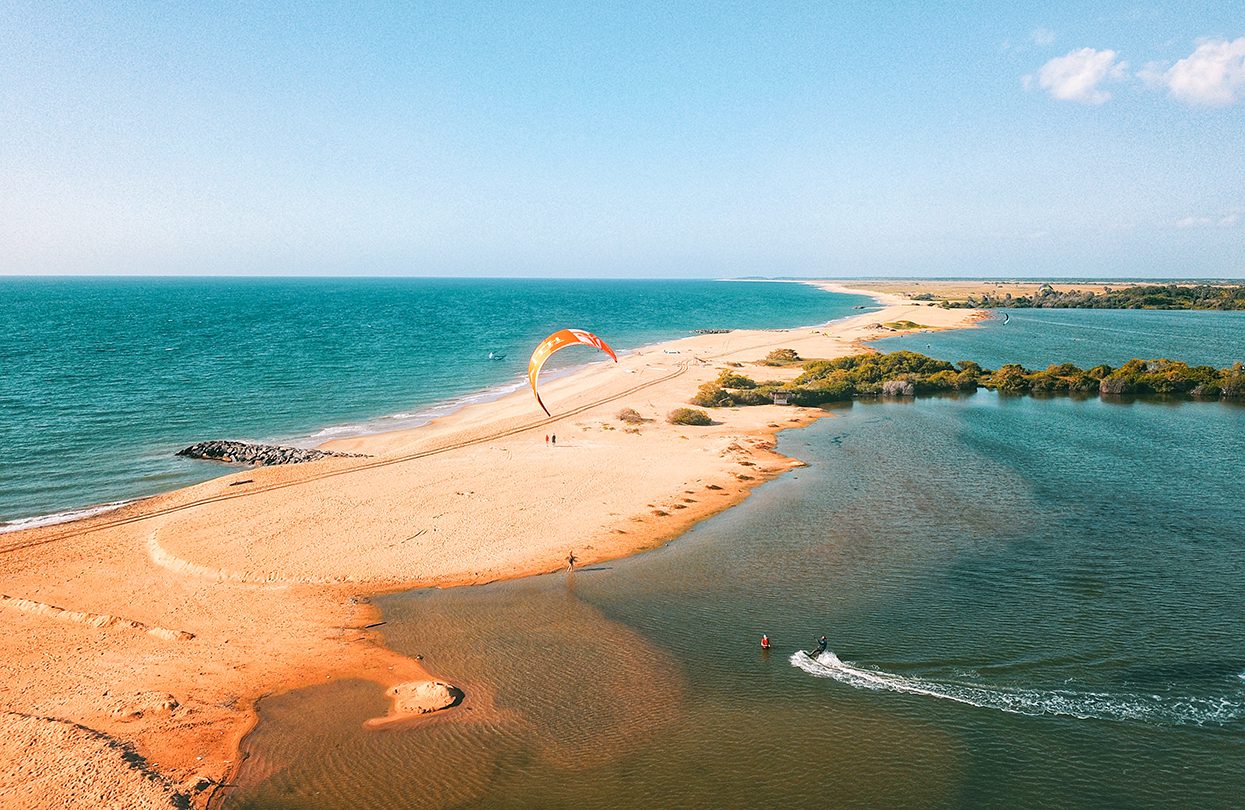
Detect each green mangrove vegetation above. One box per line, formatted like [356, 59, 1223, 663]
[939, 283, 1245, 310]
[690, 351, 1245, 408]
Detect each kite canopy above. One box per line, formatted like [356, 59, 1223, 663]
[527, 328, 618, 415]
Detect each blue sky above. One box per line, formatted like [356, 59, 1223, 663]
[1, 2, 1242, 277]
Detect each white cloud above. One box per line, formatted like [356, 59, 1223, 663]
[1030, 48, 1128, 104]
[1144, 37, 1245, 106]
[1176, 212, 1241, 228]
[1032, 27, 1056, 46]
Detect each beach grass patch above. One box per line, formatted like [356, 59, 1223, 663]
[616, 407, 647, 424]
[759, 348, 801, 366]
[667, 407, 712, 426]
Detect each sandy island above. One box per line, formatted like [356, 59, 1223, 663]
[0, 283, 978, 808]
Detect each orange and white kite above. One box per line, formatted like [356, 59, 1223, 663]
[527, 328, 618, 415]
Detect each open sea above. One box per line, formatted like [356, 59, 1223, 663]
[0, 277, 868, 527]
[224, 304, 1245, 809]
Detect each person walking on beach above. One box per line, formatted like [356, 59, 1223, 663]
[551, 433, 557, 446]
[566, 550, 576, 572]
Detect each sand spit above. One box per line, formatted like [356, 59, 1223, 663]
[830, 278, 1190, 304]
[0, 287, 978, 808]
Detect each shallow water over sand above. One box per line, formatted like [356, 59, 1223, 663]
[227, 389, 1245, 809]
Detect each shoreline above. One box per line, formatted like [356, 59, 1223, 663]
[0, 281, 881, 534]
[0, 284, 980, 808]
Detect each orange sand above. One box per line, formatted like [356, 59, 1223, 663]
[0, 285, 978, 808]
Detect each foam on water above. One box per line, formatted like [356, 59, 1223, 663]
[286, 348, 634, 448]
[792, 650, 1244, 726]
[294, 377, 532, 446]
[0, 501, 130, 534]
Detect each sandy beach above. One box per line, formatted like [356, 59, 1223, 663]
[0, 284, 978, 808]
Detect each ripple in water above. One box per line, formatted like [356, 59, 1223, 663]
[793, 650, 1245, 726]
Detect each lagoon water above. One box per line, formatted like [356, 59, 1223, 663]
[873, 306, 1245, 369]
[228, 306, 1245, 809]
[0, 278, 866, 526]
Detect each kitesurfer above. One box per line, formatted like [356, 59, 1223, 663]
[527, 328, 618, 415]
[811, 635, 828, 657]
[760, 634, 772, 650]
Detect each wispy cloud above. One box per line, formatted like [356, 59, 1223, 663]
[1175, 211, 1242, 228]
[1027, 48, 1127, 104]
[1001, 27, 1056, 56]
[1143, 37, 1245, 106]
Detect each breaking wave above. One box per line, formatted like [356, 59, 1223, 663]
[0, 501, 131, 534]
[792, 650, 1243, 727]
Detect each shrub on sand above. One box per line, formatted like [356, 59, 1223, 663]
[616, 407, 645, 424]
[667, 407, 712, 426]
[762, 348, 801, 365]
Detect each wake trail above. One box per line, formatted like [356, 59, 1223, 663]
[792, 650, 1244, 727]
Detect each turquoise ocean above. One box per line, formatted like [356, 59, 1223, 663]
[226, 304, 1245, 809]
[0, 278, 868, 527]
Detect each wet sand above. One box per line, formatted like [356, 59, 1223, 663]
[0, 284, 978, 808]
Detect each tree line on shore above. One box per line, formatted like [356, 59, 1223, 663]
[938, 283, 1245, 310]
[690, 350, 1245, 408]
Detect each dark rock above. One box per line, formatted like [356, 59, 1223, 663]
[881, 379, 916, 397]
[176, 440, 368, 466]
[1099, 377, 1133, 396]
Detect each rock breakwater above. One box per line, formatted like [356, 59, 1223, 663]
[176, 440, 368, 466]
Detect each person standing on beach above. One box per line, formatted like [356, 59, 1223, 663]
[566, 550, 576, 572]
[551, 433, 557, 446]
[545, 434, 549, 445]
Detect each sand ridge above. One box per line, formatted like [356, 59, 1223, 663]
[0, 286, 978, 808]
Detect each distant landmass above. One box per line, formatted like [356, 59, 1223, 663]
[938, 283, 1245, 310]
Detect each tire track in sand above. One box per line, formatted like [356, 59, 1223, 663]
[0, 361, 690, 556]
